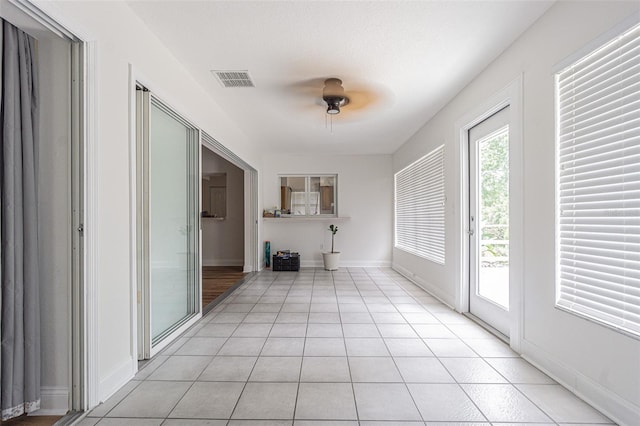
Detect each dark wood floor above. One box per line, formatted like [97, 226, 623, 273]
[1, 416, 62, 426]
[202, 266, 247, 309]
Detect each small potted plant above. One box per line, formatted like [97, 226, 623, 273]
[322, 224, 340, 271]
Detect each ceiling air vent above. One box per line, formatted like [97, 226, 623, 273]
[212, 70, 255, 88]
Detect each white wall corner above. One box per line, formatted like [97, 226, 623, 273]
[521, 338, 640, 426]
[32, 386, 69, 416]
[98, 357, 136, 405]
[392, 263, 455, 309]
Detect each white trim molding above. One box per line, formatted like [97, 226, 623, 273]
[203, 259, 244, 267]
[521, 338, 640, 426]
[82, 38, 100, 411]
[34, 387, 69, 416]
[302, 260, 392, 269]
[98, 359, 135, 405]
[127, 63, 140, 381]
[392, 263, 455, 309]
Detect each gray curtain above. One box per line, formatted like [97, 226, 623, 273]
[0, 19, 41, 421]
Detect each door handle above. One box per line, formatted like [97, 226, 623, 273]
[467, 229, 474, 236]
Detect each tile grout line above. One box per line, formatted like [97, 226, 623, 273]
[341, 268, 360, 423]
[226, 272, 277, 422]
[370, 267, 426, 424]
[290, 267, 314, 422]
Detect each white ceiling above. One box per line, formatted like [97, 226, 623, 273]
[127, 1, 554, 155]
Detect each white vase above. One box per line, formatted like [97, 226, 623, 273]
[322, 252, 340, 271]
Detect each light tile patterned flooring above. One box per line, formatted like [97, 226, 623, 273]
[79, 268, 615, 426]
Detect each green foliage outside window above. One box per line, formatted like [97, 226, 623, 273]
[480, 130, 509, 266]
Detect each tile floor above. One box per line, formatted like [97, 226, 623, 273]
[78, 268, 615, 426]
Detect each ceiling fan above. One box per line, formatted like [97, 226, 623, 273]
[286, 77, 391, 121]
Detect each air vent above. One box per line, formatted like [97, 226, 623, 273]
[212, 70, 255, 88]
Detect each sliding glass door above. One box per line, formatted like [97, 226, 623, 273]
[137, 88, 200, 358]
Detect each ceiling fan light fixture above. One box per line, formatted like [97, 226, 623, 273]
[322, 78, 349, 115]
[325, 98, 342, 114]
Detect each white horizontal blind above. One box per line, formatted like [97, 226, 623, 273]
[556, 23, 640, 337]
[395, 145, 445, 264]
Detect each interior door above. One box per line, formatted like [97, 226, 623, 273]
[137, 88, 201, 358]
[468, 106, 510, 337]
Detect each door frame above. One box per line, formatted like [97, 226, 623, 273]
[455, 75, 524, 352]
[201, 132, 259, 274]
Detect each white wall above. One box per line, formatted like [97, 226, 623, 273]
[37, 27, 71, 415]
[262, 154, 392, 268]
[202, 148, 244, 266]
[34, 0, 261, 404]
[392, 2, 640, 424]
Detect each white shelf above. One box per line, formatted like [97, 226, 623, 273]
[262, 216, 350, 223]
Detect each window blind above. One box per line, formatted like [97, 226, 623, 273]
[395, 145, 445, 264]
[556, 23, 640, 337]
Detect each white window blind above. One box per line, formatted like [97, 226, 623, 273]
[395, 145, 445, 264]
[556, 23, 640, 337]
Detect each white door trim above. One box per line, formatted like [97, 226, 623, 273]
[77, 37, 100, 411]
[454, 75, 524, 352]
[201, 133, 259, 273]
[83, 39, 100, 410]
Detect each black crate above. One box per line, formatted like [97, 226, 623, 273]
[272, 253, 300, 271]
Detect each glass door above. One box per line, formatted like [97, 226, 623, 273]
[468, 106, 510, 336]
[137, 88, 200, 358]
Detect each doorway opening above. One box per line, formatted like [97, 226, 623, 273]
[201, 146, 247, 310]
[200, 133, 258, 312]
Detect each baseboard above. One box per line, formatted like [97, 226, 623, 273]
[300, 260, 392, 268]
[521, 338, 640, 426]
[98, 357, 135, 405]
[392, 263, 455, 309]
[203, 259, 244, 267]
[29, 386, 69, 416]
